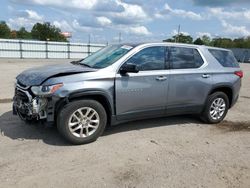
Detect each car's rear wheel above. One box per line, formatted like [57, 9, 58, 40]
[200, 91, 229, 124]
[57, 100, 107, 144]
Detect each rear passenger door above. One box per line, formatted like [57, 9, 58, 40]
[167, 46, 212, 114]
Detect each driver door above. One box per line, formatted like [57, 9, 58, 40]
[115, 46, 169, 120]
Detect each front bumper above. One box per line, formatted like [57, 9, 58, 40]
[13, 84, 49, 121]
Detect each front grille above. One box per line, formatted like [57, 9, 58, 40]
[15, 89, 29, 102]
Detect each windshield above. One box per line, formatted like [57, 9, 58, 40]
[80, 45, 133, 69]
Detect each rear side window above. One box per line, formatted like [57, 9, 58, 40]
[208, 49, 239, 67]
[169, 47, 204, 69]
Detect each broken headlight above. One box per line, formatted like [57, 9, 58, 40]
[31, 83, 63, 96]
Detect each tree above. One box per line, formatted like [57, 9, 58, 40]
[194, 38, 204, 45]
[0, 21, 11, 38]
[211, 38, 234, 48]
[164, 33, 193, 44]
[31, 22, 67, 42]
[201, 35, 211, 46]
[10, 30, 17, 39]
[232, 38, 244, 48]
[16, 27, 32, 39]
[163, 38, 175, 42]
[175, 34, 193, 44]
[245, 37, 250, 48]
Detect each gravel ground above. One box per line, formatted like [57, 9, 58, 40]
[0, 60, 249, 188]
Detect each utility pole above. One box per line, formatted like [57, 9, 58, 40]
[176, 24, 181, 43]
[88, 34, 91, 44]
[118, 32, 122, 44]
[87, 34, 91, 55]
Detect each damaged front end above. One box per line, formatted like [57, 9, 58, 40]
[13, 84, 49, 121]
[13, 62, 95, 122]
[13, 80, 64, 123]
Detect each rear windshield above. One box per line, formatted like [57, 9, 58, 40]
[208, 49, 239, 67]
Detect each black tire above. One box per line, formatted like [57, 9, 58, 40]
[57, 100, 107, 145]
[200, 92, 229, 124]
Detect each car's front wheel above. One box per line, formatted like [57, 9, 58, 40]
[57, 100, 107, 144]
[201, 91, 229, 124]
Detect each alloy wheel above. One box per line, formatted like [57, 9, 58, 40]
[68, 107, 100, 138]
[209, 97, 226, 120]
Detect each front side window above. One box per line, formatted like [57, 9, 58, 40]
[124, 46, 166, 71]
[170, 47, 204, 69]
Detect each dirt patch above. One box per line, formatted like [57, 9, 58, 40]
[0, 98, 12, 104]
[217, 120, 250, 132]
[241, 96, 250, 99]
[114, 166, 141, 188]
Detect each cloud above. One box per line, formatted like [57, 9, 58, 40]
[10, 0, 149, 29]
[8, 9, 43, 30]
[71, 15, 113, 31]
[53, 20, 74, 32]
[8, 17, 37, 30]
[126, 26, 151, 36]
[72, 19, 103, 32]
[16, 9, 43, 21]
[11, 0, 124, 13]
[93, 0, 124, 12]
[96, 17, 112, 26]
[196, 32, 212, 38]
[112, 35, 124, 43]
[192, 0, 250, 7]
[121, 0, 145, 5]
[157, 3, 204, 20]
[221, 20, 250, 37]
[110, 2, 149, 25]
[171, 29, 190, 36]
[24, 10, 43, 20]
[208, 7, 250, 21]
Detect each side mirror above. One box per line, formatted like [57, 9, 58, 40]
[120, 63, 139, 75]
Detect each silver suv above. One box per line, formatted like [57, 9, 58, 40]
[13, 43, 243, 144]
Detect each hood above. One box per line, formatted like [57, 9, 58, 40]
[16, 62, 96, 86]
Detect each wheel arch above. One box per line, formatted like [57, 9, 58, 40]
[55, 90, 114, 126]
[208, 85, 233, 108]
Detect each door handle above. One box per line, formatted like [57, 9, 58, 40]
[202, 74, 210, 78]
[156, 76, 167, 81]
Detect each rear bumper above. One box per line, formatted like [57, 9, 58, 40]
[230, 78, 241, 108]
[231, 94, 239, 108]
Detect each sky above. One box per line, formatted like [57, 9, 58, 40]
[1, 0, 250, 43]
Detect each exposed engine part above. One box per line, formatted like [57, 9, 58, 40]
[14, 84, 50, 120]
[32, 97, 48, 119]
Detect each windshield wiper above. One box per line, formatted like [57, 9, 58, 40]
[70, 59, 84, 65]
[80, 63, 92, 68]
[70, 59, 92, 68]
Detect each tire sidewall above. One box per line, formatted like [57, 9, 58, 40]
[57, 100, 107, 144]
[203, 92, 229, 124]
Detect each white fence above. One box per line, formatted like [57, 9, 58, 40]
[0, 39, 106, 59]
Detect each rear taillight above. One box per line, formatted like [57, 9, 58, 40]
[234, 71, 243, 78]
